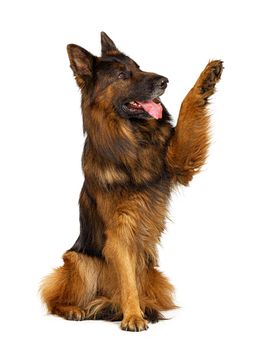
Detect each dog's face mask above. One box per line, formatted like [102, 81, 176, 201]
[67, 32, 169, 120]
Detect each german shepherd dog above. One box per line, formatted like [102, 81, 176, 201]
[40, 32, 223, 331]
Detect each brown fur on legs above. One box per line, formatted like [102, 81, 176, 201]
[140, 268, 177, 318]
[40, 251, 102, 320]
[40, 251, 176, 326]
[166, 60, 223, 186]
[40, 32, 222, 331]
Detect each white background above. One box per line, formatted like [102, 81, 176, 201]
[0, 0, 259, 349]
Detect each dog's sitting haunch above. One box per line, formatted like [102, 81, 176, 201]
[40, 32, 223, 331]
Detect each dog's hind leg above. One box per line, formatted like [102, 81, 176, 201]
[139, 268, 177, 323]
[40, 251, 102, 320]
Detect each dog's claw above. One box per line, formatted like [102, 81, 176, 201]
[196, 60, 223, 104]
[121, 315, 149, 332]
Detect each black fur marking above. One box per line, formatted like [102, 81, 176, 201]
[104, 171, 171, 193]
[100, 55, 126, 64]
[90, 307, 122, 322]
[69, 185, 106, 258]
[144, 309, 165, 323]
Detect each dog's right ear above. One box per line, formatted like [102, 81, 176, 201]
[101, 32, 119, 56]
[67, 44, 95, 79]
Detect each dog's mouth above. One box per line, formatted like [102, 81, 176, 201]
[123, 98, 163, 120]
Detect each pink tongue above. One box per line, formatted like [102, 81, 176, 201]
[138, 100, 163, 119]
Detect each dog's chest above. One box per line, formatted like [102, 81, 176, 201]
[97, 177, 171, 236]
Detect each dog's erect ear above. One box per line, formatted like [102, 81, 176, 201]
[101, 32, 119, 56]
[67, 44, 95, 78]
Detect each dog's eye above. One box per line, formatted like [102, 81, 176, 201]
[118, 72, 129, 80]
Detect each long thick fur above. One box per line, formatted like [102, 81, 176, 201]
[40, 33, 222, 331]
[40, 251, 174, 322]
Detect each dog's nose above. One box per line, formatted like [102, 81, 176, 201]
[160, 77, 169, 89]
[155, 76, 169, 90]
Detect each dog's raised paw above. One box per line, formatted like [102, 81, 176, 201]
[199, 60, 223, 95]
[120, 315, 149, 332]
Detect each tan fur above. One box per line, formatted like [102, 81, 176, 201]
[40, 250, 175, 325]
[40, 36, 222, 332]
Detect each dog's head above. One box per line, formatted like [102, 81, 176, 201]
[67, 32, 169, 121]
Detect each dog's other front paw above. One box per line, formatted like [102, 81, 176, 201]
[120, 315, 149, 332]
[198, 60, 223, 95]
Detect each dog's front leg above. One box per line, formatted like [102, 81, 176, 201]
[166, 60, 223, 186]
[103, 212, 148, 332]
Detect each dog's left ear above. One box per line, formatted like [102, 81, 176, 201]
[101, 32, 120, 56]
